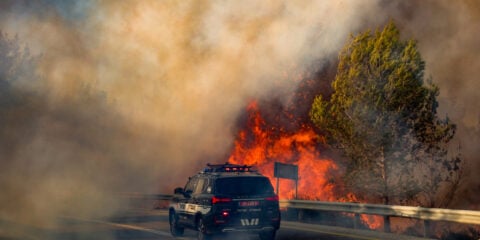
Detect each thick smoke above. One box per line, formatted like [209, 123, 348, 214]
[0, 0, 479, 237]
[0, 0, 383, 233]
[381, 0, 480, 208]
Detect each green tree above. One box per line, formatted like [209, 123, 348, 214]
[309, 21, 459, 210]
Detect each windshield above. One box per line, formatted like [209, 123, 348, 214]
[215, 176, 274, 197]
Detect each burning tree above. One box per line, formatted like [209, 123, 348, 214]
[227, 63, 348, 201]
[310, 21, 461, 210]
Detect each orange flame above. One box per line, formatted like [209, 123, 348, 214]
[228, 101, 339, 200]
[227, 100, 383, 229]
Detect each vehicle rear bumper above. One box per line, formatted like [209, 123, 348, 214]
[221, 226, 275, 233]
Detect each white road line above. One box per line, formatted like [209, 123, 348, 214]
[61, 216, 173, 237]
[282, 221, 379, 240]
[281, 221, 433, 240]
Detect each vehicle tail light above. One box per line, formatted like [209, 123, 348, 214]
[214, 210, 230, 224]
[265, 195, 279, 202]
[222, 210, 229, 217]
[212, 196, 232, 204]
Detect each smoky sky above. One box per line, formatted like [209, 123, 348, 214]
[0, 0, 479, 234]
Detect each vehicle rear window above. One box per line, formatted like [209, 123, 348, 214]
[215, 177, 274, 197]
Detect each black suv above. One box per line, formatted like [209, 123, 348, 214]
[169, 163, 281, 240]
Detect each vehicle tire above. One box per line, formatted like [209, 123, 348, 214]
[259, 230, 276, 240]
[169, 211, 184, 237]
[197, 218, 212, 240]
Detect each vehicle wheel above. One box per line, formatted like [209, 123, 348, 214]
[169, 211, 184, 237]
[259, 230, 276, 240]
[197, 218, 212, 240]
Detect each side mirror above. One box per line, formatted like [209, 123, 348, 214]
[174, 187, 184, 195]
[183, 190, 192, 198]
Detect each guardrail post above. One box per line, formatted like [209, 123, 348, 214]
[298, 209, 304, 221]
[423, 220, 431, 238]
[353, 213, 360, 229]
[383, 216, 390, 232]
[285, 208, 300, 221]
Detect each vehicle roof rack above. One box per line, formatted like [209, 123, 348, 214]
[203, 162, 256, 173]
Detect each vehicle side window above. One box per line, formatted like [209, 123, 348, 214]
[194, 178, 205, 194]
[184, 177, 198, 194]
[204, 179, 212, 194]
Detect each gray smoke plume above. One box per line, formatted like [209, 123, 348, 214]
[381, 0, 480, 208]
[0, 0, 479, 237]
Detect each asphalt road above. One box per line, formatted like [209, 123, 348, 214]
[0, 209, 430, 240]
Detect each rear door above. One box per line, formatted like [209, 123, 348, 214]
[215, 176, 277, 228]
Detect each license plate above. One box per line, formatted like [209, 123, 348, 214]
[238, 201, 260, 207]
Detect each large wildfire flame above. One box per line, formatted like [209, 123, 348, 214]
[228, 100, 383, 229]
[228, 101, 339, 200]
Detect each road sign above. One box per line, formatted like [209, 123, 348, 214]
[273, 162, 298, 199]
[274, 162, 298, 180]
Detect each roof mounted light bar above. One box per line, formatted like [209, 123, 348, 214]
[203, 162, 255, 173]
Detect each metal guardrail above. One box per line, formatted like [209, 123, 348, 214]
[122, 193, 480, 226]
[279, 200, 480, 226]
[123, 192, 480, 237]
[124, 193, 173, 200]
